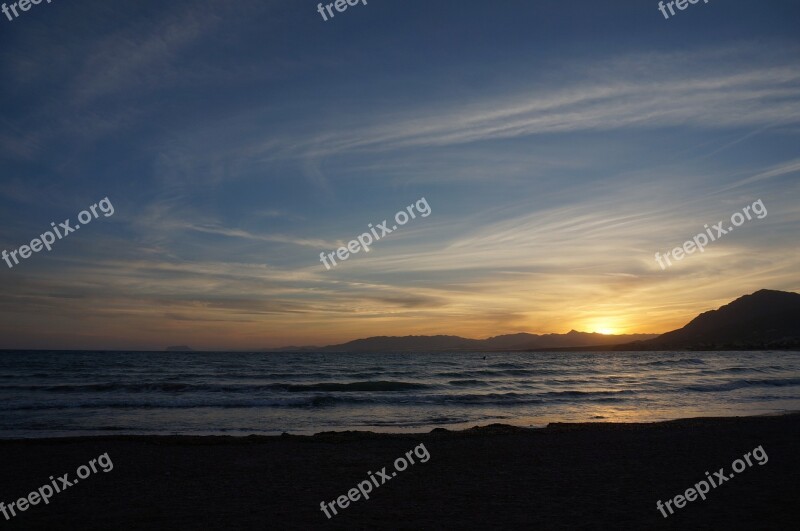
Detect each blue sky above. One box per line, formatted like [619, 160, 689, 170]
[1, 0, 799, 349]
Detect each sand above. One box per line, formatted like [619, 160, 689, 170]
[0, 413, 798, 530]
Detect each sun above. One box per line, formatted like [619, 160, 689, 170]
[586, 321, 620, 335]
[595, 328, 617, 335]
[583, 318, 625, 335]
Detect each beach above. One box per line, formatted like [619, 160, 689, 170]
[1, 413, 797, 530]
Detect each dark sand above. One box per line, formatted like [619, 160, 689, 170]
[1, 413, 798, 530]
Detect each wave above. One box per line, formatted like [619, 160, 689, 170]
[4, 398, 324, 410]
[695, 365, 789, 375]
[0, 383, 254, 393]
[542, 378, 596, 385]
[447, 379, 488, 387]
[542, 390, 636, 397]
[686, 377, 800, 393]
[696, 367, 760, 375]
[643, 358, 705, 366]
[433, 368, 559, 378]
[2, 388, 635, 411]
[486, 363, 525, 369]
[0, 380, 431, 394]
[274, 381, 429, 392]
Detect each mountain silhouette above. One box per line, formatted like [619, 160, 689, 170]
[271, 332, 658, 352]
[626, 289, 800, 350]
[270, 289, 800, 352]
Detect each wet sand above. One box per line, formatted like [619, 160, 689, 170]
[0, 413, 798, 530]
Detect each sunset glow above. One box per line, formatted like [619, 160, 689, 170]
[0, 2, 798, 351]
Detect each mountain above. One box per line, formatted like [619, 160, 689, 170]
[321, 335, 480, 352]
[483, 331, 658, 350]
[304, 331, 659, 352]
[270, 289, 800, 352]
[625, 289, 800, 350]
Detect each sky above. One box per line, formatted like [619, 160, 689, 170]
[0, 0, 799, 350]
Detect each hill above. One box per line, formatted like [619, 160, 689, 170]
[286, 331, 659, 352]
[269, 290, 800, 352]
[627, 289, 800, 350]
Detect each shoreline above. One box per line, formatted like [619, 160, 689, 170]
[3, 410, 799, 442]
[1, 413, 798, 529]
[2, 410, 799, 442]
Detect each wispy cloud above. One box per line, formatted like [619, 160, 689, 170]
[291, 65, 800, 158]
[188, 224, 340, 249]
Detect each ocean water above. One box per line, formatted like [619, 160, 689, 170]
[0, 350, 798, 438]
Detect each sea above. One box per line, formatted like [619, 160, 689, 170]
[1, 350, 798, 438]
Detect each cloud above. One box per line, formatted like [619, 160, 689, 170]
[253, 47, 800, 161]
[724, 158, 800, 190]
[187, 224, 340, 249]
